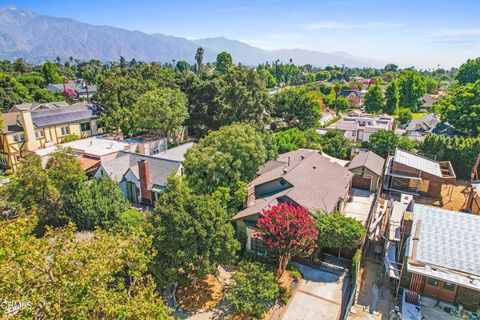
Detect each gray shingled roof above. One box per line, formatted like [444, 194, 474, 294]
[232, 149, 353, 220]
[405, 113, 441, 132]
[101, 151, 181, 189]
[347, 151, 385, 177]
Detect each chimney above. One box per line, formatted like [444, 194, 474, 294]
[138, 159, 152, 204]
[244, 184, 255, 208]
[20, 110, 37, 151]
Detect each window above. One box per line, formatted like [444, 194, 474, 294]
[427, 278, 439, 287]
[35, 130, 44, 139]
[80, 122, 91, 132]
[443, 282, 455, 291]
[0, 156, 7, 165]
[13, 133, 25, 142]
[352, 130, 357, 137]
[60, 126, 70, 136]
[251, 237, 265, 254]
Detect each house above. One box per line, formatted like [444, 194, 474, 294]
[420, 94, 437, 111]
[384, 148, 456, 199]
[231, 149, 353, 253]
[319, 109, 336, 126]
[394, 203, 480, 317]
[347, 151, 385, 192]
[405, 113, 456, 141]
[47, 80, 97, 101]
[94, 151, 182, 205]
[0, 102, 101, 171]
[337, 89, 362, 107]
[327, 112, 394, 142]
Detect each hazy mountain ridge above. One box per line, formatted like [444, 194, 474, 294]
[0, 6, 384, 67]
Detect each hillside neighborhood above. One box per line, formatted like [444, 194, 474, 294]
[1, 3, 480, 320]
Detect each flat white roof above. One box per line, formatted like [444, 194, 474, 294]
[151, 142, 194, 162]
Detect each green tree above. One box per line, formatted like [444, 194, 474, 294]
[227, 261, 279, 319]
[195, 47, 204, 72]
[42, 61, 62, 84]
[366, 129, 413, 157]
[440, 81, 480, 137]
[216, 66, 271, 129]
[149, 176, 239, 286]
[215, 51, 233, 73]
[0, 216, 172, 319]
[398, 107, 413, 124]
[68, 177, 130, 231]
[13, 58, 28, 75]
[133, 88, 189, 137]
[0, 73, 32, 112]
[184, 124, 267, 206]
[274, 128, 309, 153]
[425, 76, 439, 94]
[319, 129, 351, 159]
[272, 87, 322, 129]
[364, 83, 385, 113]
[398, 70, 426, 111]
[384, 80, 400, 115]
[175, 60, 191, 72]
[315, 213, 365, 257]
[456, 57, 480, 85]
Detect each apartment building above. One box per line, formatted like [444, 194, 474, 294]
[0, 102, 100, 171]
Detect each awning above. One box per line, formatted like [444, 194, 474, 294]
[151, 185, 166, 193]
[78, 156, 100, 172]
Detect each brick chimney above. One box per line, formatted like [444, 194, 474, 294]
[138, 159, 152, 204]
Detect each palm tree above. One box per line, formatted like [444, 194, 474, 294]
[195, 47, 204, 73]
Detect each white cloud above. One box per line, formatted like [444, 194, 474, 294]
[302, 21, 403, 30]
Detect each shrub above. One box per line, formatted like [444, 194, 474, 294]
[227, 261, 279, 318]
[280, 287, 293, 305]
[62, 134, 80, 143]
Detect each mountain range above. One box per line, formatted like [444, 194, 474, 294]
[0, 6, 384, 67]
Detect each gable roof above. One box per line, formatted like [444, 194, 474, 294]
[421, 94, 437, 107]
[9, 101, 69, 112]
[100, 151, 181, 189]
[348, 151, 385, 176]
[232, 149, 353, 220]
[405, 113, 441, 132]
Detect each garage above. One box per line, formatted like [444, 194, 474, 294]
[352, 174, 371, 190]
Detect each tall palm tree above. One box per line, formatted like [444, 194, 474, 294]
[195, 47, 204, 73]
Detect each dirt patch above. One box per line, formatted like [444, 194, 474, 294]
[177, 275, 224, 312]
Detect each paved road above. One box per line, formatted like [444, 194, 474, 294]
[281, 263, 349, 320]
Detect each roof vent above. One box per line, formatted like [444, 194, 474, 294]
[301, 154, 305, 160]
[283, 168, 288, 174]
[313, 166, 317, 170]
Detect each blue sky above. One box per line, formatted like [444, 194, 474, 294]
[2, 0, 480, 68]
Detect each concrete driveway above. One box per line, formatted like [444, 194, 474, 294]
[281, 263, 349, 320]
[344, 188, 375, 226]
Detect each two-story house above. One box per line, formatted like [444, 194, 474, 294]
[0, 102, 101, 171]
[328, 111, 394, 143]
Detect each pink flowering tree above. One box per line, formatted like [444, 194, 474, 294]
[256, 203, 318, 277]
[62, 87, 77, 102]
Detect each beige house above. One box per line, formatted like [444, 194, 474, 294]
[0, 102, 101, 171]
[347, 151, 385, 192]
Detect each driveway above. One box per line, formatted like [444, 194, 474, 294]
[281, 262, 349, 320]
[344, 188, 375, 226]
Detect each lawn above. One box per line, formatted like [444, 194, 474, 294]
[411, 112, 427, 119]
